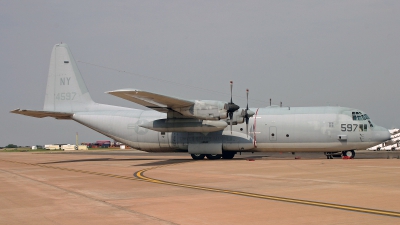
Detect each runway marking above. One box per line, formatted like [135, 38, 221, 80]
[2, 158, 400, 218]
[0, 159, 140, 181]
[134, 164, 400, 218]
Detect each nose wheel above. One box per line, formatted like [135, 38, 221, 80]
[342, 150, 355, 159]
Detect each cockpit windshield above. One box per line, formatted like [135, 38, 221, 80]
[352, 112, 370, 120]
[352, 112, 373, 127]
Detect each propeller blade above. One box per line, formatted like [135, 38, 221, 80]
[246, 89, 249, 110]
[229, 111, 233, 134]
[230, 81, 233, 103]
[226, 81, 239, 134]
[246, 117, 249, 137]
[244, 89, 252, 137]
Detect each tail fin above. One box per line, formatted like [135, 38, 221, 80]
[44, 43, 94, 112]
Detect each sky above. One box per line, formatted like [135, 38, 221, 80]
[1, 1, 399, 146]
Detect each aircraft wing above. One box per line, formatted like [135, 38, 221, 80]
[10, 109, 72, 119]
[107, 89, 194, 113]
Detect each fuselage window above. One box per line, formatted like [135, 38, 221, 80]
[364, 124, 367, 131]
[352, 112, 357, 120]
[359, 125, 364, 132]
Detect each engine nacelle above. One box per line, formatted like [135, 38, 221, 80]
[176, 100, 228, 120]
[228, 111, 245, 125]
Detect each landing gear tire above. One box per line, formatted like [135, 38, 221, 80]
[191, 154, 205, 160]
[377, 147, 381, 151]
[342, 150, 355, 159]
[222, 151, 236, 159]
[206, 154, 222, 160]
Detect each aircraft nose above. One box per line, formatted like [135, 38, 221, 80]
[372, 126, 391, 143]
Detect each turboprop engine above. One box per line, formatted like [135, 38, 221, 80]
[175, 100, 228, 120]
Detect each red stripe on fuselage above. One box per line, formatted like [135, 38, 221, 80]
[253, 108, 259, 148]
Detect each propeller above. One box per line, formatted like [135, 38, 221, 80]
[224, 81, 240, 133]
[241, 89, 255, 137]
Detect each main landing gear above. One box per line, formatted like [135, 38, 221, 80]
[190, 151, 237, 160]
[190, 154, 206, 160]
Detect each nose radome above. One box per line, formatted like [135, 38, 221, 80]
[374, 126, 391, 143]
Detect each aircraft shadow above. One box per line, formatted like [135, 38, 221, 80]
[40, 158, 161, 164]
[134, 159, 192, 166]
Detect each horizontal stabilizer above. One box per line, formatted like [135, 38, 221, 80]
[10, 109, 72, 119]
[107, 89, 194, 113]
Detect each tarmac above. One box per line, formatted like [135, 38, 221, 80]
[1, 150, 400, 224]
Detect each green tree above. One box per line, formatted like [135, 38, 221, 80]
[5, 144, 18, 148]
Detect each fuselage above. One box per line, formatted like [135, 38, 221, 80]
[72, 106, 390, 153]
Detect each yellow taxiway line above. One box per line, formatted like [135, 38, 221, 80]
[0, 159, 140, 181]
[2, 158, 400, 218]
[134, 164, 400, 218]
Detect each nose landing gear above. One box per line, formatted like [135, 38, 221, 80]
[324, 152, 345, 159]
[342, 150, 356, 159]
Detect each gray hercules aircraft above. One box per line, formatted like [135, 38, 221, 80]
[12, 43, 391, 159]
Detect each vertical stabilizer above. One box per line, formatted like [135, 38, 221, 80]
[44, 43, 94, 112]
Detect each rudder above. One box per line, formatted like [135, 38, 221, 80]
[44, 43, 94, 112]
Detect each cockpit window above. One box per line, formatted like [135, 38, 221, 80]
[351, 112, 373, 127]
[352, 112, 366, 121]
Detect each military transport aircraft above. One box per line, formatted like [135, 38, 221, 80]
[11, 43, 391, 160]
